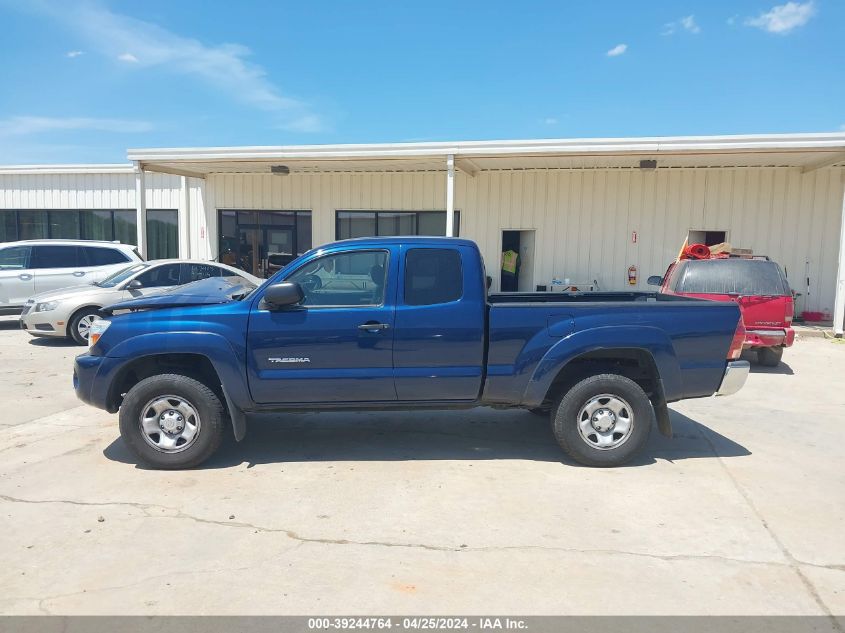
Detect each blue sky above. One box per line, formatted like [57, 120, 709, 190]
[0, 0, 842, 163]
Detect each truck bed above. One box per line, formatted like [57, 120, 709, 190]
[483, 293, 739, 406]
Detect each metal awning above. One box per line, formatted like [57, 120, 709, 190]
[127, 133, 845, 178]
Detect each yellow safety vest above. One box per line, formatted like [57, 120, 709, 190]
[502, 250, 518, 274]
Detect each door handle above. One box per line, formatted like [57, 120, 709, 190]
[72, 271, 86, 277]
[358, 321, 390, 332]
[18, 274, 32, 281]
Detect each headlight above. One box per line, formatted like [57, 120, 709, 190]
[88, 319, 111, 348]
[35, 300, 59, 312]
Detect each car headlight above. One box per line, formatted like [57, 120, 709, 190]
[35, 300, 59, 312]
[88, 319, 111, 348]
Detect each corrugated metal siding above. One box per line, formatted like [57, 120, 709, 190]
[0, 172, 181, 209]
[458, 168, 843, 315]
[3, 167, 841, 315]
[204, 168, 843, 315]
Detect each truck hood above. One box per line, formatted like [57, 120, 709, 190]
[101, 276, 256, 314]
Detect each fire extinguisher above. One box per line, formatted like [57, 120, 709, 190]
[628, 265, 638, 286]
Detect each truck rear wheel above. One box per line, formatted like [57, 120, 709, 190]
[118, 374, 225, 469]
[552, 373, 653, 467]
[757, 346, 783, 367]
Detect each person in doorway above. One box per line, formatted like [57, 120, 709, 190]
[501, 248, 520, 292]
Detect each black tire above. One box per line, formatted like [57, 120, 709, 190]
[68, 307, 102, 345]
[757, 346, 783, 367]
[118, 374, 226, 469]
[552, 373, 653, 467]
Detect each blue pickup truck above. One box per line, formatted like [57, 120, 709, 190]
[74, 237, 749, 469]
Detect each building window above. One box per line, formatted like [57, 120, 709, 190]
[335, 210, 460, 240]
[0, 209, 178, 259]
[146, 210, 179, 260]
[217, 209, 313, 278]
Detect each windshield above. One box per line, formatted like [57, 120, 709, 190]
[672, 259, 790, 296]
[96, 263, 149, 288]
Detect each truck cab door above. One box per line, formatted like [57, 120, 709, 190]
[247, 248, 397, 404]
[393, 245, 486, 401]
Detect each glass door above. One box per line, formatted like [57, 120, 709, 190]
[218, 210, 311, 278]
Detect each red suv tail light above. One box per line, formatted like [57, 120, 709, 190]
[728, 318, 746, 360]
[785, 296, 794, 325]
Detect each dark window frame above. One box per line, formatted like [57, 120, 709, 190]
[216, 209, 313, 276]
[335, 210, 461, 240]
[0, 209, 178, 258]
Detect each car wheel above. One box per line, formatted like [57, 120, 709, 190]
[757, 346, 783, 367]
[551, 373, 653, 467]
[69, 307, 102, 345]
[118, 374, 226, 469]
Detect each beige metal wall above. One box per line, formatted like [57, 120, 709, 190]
[200, 167, 844, 315]
[2, 166, 841, 315]
[0, 172, 181, 209]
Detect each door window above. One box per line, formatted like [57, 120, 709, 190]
[30, 245, 83, 269]
[0, 246, 31, 269]
[404, 248, 463, 305]
[287, 251, 388, 306]
[183, 263, 224, 283]
[135, 263, 182, 288]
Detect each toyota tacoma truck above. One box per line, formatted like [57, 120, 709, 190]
[73, 237, 749, 469]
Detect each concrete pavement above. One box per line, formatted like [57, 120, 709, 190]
[1, 316, 843, 615]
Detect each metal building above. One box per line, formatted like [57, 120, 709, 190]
[2, 133, 844, 333]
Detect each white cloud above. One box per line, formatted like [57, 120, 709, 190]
[21, 1, 323, 130]
[0, 116, 153, 137]
[543, 117, 558, 125]
[66, 50, 84, 58]
[277, 114, 325, 133]
[680, 15, 701, 33]
[745, 1, 816, 34]
[606, 43, 627, 57]
[663, 15, 701, 35]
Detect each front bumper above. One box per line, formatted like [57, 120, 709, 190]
[716, 361, 750, 396]
[73, 353, 118, 411]
[19, 307, 64, 337]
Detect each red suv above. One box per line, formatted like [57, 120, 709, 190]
[650, 257, 795, 366]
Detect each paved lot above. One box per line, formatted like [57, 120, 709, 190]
[1, 316, 843, 616]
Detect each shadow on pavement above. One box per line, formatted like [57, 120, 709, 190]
[103, 407, 750, 470]
[742, 350, 795, 375]
[27, 336, 80, 347]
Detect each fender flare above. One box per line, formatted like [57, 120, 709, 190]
[521, 325, 682, 409]
[106, 331, 251, 440]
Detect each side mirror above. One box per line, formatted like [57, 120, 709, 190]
[263, 281, 304, 309]
[647, 276, 663, 287]
[126, 279, 143, 290]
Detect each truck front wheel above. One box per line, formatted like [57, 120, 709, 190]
[552, 374, 653, 467]
[118, 374, 226, 469]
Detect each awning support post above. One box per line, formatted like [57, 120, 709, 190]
[833, 176, 845, 337]
[134, 161, 147, 258]
[179, 176, 191, 258]
[446, 154, 455, 237]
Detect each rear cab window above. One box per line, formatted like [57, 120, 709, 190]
[670, 259, 790, 296]
[404, 248, 463, 305]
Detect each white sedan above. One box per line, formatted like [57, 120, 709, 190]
[19, 260, 261, 344]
